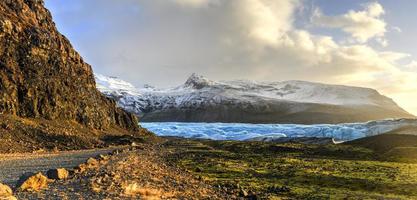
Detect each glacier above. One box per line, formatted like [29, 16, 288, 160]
[141, 119, 417, 142]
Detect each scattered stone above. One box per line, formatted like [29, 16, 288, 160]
[75, 164, 87, 174]
[18, 173, 49, 192]
[75, 157, 101, 174]
[47, 168, 69, 180]
[267, 185, 291, 194]
[86, 158, 100, 168]
[0, 183, 14, 199]
[98, 154, 109, 161]
[123, 182, 161, 198]
[195, 167, 203, 172]
[239, 188, 248, 197]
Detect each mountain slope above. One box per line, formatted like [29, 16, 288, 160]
[96, 74, 414, 124]
[0, 0, 153, 153]
[0, 0, 138, 131]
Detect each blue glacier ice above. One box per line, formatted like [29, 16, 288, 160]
[141, 119, 417, 142]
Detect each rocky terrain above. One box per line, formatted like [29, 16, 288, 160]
[1, 142, 229, 200]
[1, 136, 417, 199]
[96, 74, 414, 124]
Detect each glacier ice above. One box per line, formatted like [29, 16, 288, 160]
[141, 119, 417, 142]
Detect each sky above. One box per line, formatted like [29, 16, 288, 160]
[44, 0, 417, 115]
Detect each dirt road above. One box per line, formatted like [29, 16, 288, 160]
[0, 148, 119, 187]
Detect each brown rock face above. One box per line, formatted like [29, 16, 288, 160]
[0, 0, 139, 130]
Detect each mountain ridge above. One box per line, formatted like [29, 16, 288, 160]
[96, 73, 414, 124]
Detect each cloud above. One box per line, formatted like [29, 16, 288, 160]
[312, 2, 387, 43]
[45, 0, 417, 114]
[392, 26, 402, 33]
[174, 0, 213, 7]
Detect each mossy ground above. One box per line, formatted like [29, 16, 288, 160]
[164, 138, 417, 200]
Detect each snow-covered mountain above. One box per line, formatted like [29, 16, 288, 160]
[95, 73, 414, 124]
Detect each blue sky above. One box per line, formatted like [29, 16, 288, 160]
[45, 0, 417, 115]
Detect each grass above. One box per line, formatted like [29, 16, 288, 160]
[164, 139, 417, 200]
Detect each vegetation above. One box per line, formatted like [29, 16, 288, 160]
[165, 138, 417, 199]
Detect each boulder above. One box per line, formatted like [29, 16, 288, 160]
[18, 173, 49, 192]
[46, 168, 69, 180]
[0, 183, 15, 200]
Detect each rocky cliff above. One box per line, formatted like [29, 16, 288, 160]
[0, 0, 139, 131]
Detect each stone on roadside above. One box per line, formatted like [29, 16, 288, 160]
[87, 158, 99, 167]
[18, 173, 49, 192]
[0, 183, 16, 200]
[239, 188, 248, 197]
[47, 168, 69, 180]
[98, 154, 109, 161]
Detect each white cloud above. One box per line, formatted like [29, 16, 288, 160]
[392, 26, 402, 33]
[312, 2, 387, 43]
[405, 60, 417, 71]
[174, 0, 213, 7]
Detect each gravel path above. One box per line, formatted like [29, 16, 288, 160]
[0, 148, 119, 187]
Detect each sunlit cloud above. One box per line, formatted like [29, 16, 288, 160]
[312, 2, 387, 44]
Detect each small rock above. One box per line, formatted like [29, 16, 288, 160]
[195, 167, 203, 172]
[18, 173, 49, 192]
[0, 183, 13, 197]
[87, 158, 99, 166]
[98, 154, 109, 160]
[75, 164, 87, 174]
[47, 168, 69, 180]
[239, 188, 248, 197]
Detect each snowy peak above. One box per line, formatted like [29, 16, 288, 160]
[95, 74, 140, 95]
[95, 73, 414, 123]
[178, 75, 396, 107]
[184, 73, 214, 89]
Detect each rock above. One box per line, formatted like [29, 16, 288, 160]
[267, 185, 291, 194]
[123, 183, 161, 198]
[75, 164, 87, 174]
[239, 188, 248, 197]
[18, 173, 49, 192]
[87, 158, 99, 167]
[98, 154, 109, 161]
[46, 168, 69, 180]
[195, 167, 203, 172]
[0, 183, 13, 197]
[75, 157, 100, 173]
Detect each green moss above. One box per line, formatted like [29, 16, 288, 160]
[165, 139, 417, 199]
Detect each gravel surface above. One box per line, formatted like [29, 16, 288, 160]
[0, 148, 119, 187]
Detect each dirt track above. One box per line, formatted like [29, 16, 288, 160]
[0, 148, 119, 187]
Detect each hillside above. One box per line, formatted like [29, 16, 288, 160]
[346, 126, 417, 150]
[0, 0, 149, 153]
[96, 74, 414, 124]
